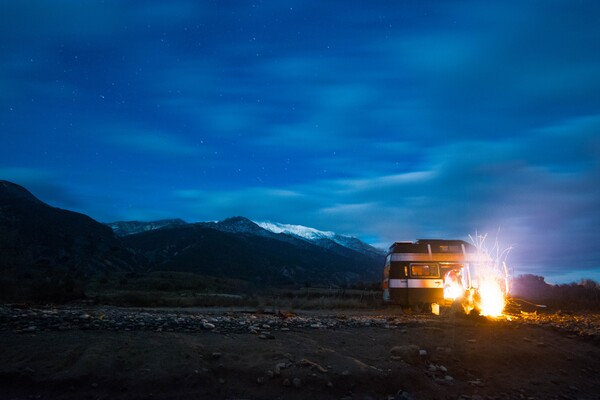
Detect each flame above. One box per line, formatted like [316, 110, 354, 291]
[477, 277, 506, 317]
[444, 281, 464, 301]
[469, 233, 512, 318]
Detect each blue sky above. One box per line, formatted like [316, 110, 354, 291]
[1, 1, 599, 283]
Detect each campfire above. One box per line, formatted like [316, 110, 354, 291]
[438, 233, 511, 317]
[469, 233, 512, 317]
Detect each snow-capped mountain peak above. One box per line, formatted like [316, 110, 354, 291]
[254, 221, 336, 241]
[255, 220, 385, 258]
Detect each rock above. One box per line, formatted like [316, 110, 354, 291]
[202, 322, 215, 329]
[211, 352, 222, 359]
[258, 333, 275, 340]
[292, 377, 301, 388]
[397, 390, 416, 400]
[439, 365, 447, 372]
[419, 349, 427, 357]
[267, 370, 274, 378]
[297, 358, 328, 373]
[282, 378, 291, 387]
[390, 345, 420, 365]
[444, 375, 454, 383]
[257, 376, 265, 384]
[436, 346, 452, 354]
[274, 362, 287, 376]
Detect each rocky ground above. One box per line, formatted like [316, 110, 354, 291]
[0, 304, 599, 399]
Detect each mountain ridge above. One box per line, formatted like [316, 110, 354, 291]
[107, 218, 187, 236]
[122, 222, 383, 286]
[106, 216, 385, 259]
[0, 180, 385, 298]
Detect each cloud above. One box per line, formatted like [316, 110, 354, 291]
[103, 127, 203, 157]
[0, 1, 204, 46]
[173, 187, 318, 224]
[526, 115, 600, 171]
[0, 167, 81, 208]
[385, 1, 600, 138]
[2, 0, 599, 284]
[131, 1, 203, 25]
[0, 2, 124, 43]
[0, 167, 54, 182]
[173, 121, 600, 282]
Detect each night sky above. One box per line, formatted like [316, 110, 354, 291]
[1, 1, 599, 283]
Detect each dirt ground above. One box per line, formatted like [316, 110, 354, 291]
[0, 308, 599, 400]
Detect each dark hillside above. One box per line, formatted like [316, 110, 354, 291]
[123, 222, 383, 286]
[0, 180, 141, 301]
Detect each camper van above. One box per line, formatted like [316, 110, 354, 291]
[382, 239, 479, 306]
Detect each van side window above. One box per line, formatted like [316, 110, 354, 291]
[410, 263, 439, 277]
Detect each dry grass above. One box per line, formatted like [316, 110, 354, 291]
[82, 271, 384, 309]
[89, 286, 382, 310]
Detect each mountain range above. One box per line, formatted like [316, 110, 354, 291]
[107, 217, 384, 260]
[118, 216, 385, 286]
[0, 180, 385, 299]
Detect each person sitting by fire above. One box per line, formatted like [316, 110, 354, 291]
[444, 269, 464, 300]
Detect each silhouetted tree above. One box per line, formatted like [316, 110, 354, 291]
[511, 274, 551, 301]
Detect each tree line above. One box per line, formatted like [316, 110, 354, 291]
[510, 274, 600, 311]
